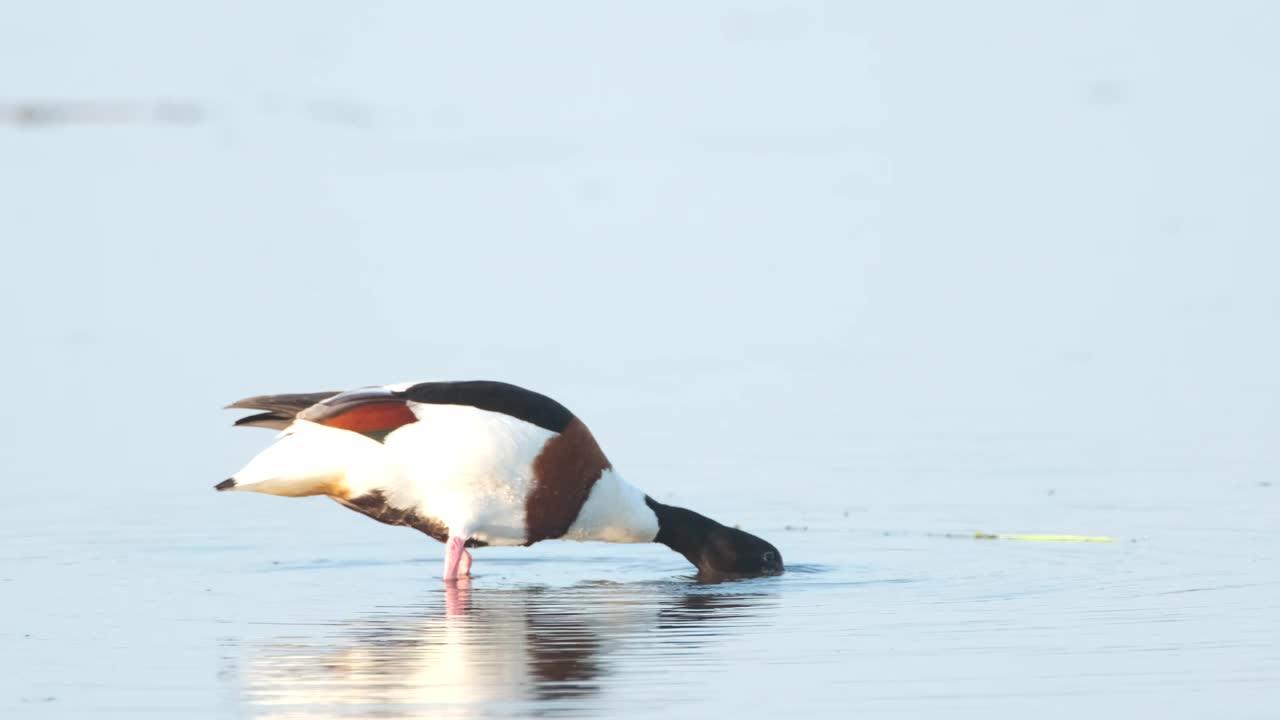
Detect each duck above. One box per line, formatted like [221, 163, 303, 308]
[218, 380, 783, 580]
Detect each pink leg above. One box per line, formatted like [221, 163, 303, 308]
[443, 536, 467, 581]
[445, 576, 472, 617]
[459, 549, 473, 577]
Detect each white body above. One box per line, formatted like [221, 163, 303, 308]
[228, 420, 395, 497]
[384, 404, 554, 546]
[563, 468, 658, 543]
[227, 402, 659, 546]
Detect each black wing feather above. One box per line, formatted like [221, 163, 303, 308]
[392, 381, 573, 433]
[225, 391, 341, 430]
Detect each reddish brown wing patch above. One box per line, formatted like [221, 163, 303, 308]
[524, 417, 611, 544]
[298, 388, 418, 441]
[319, 401, 417, 434]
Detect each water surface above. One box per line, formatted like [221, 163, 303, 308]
[5, 443, 1276, 718]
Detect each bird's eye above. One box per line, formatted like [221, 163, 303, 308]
[762, 551, 776, 564]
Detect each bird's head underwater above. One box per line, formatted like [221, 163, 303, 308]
[646, 497, 784, 577]
[694, 523, 784, 576]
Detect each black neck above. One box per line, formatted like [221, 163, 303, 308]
[645, 496, 725, 571]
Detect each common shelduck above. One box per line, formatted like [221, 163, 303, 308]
[218, 381, 783, 580]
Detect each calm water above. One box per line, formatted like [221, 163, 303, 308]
[4, 436, 1277, 718]
[3, 2, 1280, 717]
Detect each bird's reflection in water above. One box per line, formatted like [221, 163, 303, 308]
[240, 575, 777, 719]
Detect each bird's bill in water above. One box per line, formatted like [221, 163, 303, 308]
[646, 497, 784, 576]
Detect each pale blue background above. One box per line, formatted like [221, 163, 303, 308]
[1, 3, 1277, 718]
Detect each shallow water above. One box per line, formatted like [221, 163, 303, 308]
[4, 437, 1277, 719]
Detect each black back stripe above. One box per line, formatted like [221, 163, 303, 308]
[392, 381, 574, 433]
